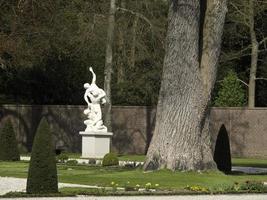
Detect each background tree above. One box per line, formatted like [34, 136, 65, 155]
[104, 0, 116, 131]
[218, 0, 267, 107]
[1, 0, 266, 107]
[214, 70, 246, 107]
[0, 0, 167, 106]
[144, 0, 227, 171]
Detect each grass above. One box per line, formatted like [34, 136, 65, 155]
[64, 154, 267, 168]
[22, 153, 267, 168]
[0, 161, 267, 191]
[232, 158, 267, 168]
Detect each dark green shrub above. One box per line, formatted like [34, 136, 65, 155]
[239, 181, 266, 192]
[102, 153, 119, 167]
[214, 124, 232, 173]
[227, 181, 267, 193]
[88, 158, 96, 165]
[26, 118, 58, 194]
[66, 160, 78, 166]
[0, 119, 20, 161]
[57, 154, 69, 163]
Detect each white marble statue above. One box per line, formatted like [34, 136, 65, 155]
[83, 67, 107, 132]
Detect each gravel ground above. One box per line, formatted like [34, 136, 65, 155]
[232, 166, 267, 174]
[1, 195, 267, 200]
[0, 177, 100, 195]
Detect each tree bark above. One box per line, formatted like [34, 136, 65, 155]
[248, 0, 258, 108]
[104, 0, 116, 131]
[144, 0, 227, 171]
[200, 0, 228, 165]
[116, 0, 126, 84]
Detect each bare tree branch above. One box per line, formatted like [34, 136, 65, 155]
[255, 77, 267, 81]
[237, 79, 249, 87]
[116, 7, 153, 30]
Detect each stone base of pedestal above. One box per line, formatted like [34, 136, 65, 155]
[79, 131, 113, 158]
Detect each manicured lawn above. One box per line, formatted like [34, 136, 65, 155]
[23, 153, 267, 168]
[232, 158, 267, 168]
[0, 161, 267, 190]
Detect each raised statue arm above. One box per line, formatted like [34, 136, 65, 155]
[89, 67, 96, 85]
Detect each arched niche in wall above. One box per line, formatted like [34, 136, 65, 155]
[213, 124, 232, 173]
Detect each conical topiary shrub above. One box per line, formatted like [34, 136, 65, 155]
[214, 124, 232, 173]
[0, 119, 20, 161]
[26, 118, 58, 194]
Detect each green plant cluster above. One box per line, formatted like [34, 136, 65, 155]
[231, 181, 266, 193]
[184, 185, 209, 193]
[110, 181, 160, 192]
[66, 160, 78, 166]
[57, 154, 69, 163]
[0, 119, 20, 161]
[26, 118, 58, 194]
[102, 153, 119, 167]
[88, 158, 96, 165]
[214, 70, 246, 107]
[211, 181, 267, 194]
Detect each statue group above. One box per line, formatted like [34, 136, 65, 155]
[83, 67, 107, 132]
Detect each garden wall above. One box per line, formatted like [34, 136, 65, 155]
[0, 105, 266, 158]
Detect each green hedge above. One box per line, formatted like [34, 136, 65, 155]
[26, 118, 58, 194]
[102, 153, 119, 167]
[0, 119, 20, 161]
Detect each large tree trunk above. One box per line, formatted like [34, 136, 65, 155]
[104, 0, 116, 131]
[144, 0, 227, 171]
[116, 0, 126, 84]
[248, 0, 258, 108]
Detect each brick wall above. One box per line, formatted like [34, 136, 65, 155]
[0, 105, 266, 158]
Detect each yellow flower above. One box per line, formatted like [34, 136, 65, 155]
[155, 184, 159, 187]
[111, 181, 115, 185]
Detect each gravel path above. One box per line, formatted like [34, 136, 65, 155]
[1, 195, 267, 200]
[0, 177, 100, 195]
[232, 166, 267, 174]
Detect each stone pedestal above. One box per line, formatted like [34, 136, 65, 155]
[79, 131, 113, 158]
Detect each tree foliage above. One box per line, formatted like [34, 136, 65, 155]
[0, 0, 266, 106]
[0, 119, 20, 161]
[26, 118, 58, 194]
[216, 0, 267, 107]
[0, 0, 167, 106]
[214, 71, 246, 107]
